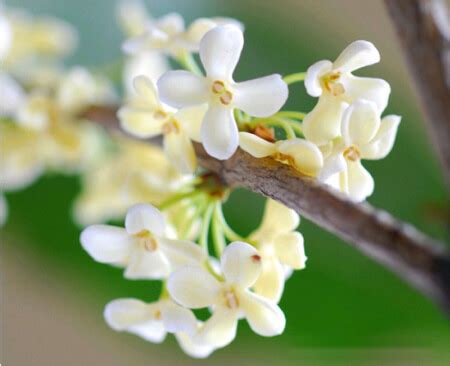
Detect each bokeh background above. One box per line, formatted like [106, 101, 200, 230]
[1, 0, 450, 365]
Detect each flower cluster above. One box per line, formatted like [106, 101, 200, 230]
[1, 0, 402, 358]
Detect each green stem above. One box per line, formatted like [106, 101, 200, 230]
[212, 203, 226, 257]
[245, 117, 303, 137]
[283, 72, 306, 85]
[177, 52, 203, 76]
[275, 111, 306, 120]
[216, 203, 247, 242]
[199, 203, 215, 253]
[158, 190, 202, 211]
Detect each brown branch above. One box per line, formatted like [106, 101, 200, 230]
[81, 105, 450, 315]
[384, 0, 450, 189]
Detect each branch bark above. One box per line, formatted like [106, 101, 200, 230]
[384, 0, 450, 189]
[81, 106, 450, 315]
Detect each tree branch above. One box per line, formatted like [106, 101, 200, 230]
[81, 105, 450, 315]
[384, 0, 450, 189]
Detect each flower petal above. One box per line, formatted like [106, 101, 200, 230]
[346, 160, 374, 202]
[274, 232, 306, 269]
[201, 105, 238, 160]
[175, 104, 208, 142]
[333, 40, 380, 73]
[342, 75, 390, 113]
[277, 138, 324, 177]
[157, 70, 209, 108]
[118, 107, 165, 138]
[125, 203, 166, 235]
[80, 225, 132, 264]
[125, 248, 171, 279]
[163, 131, 197, 174]
[341, 99, 380, 147]
[233, 75, 288, 117]
[168, 266, 221, 308]
[304, 60, 333, 97]
[220, 241, 262, 288]
[159, 237, 205, 268]
[132, 75, 161, 107]
[239, 132, 276, 158]
[361, 114, 401, 160]
[155, 12, 185, 36]
[199, 25, 243, 80]
[194, 309, 238, 348]
[160, 300, 197, 335]
[303, 95, 348, 146]
[252, 258, 285, 303]
[241, 291, 286, 336]
[104, 299, 166, 343]
[176, 330, 216, 359]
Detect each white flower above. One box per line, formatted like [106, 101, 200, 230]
[303, 40, 391, 146]
[104, 297, 196, 343]
[118, 75, 206, 174]
[321, 99, 401, 202]
[0, 10, 12, 61]
[0, 72, 25, 117]
[116, 0, 151, 37]
[168, 242, 286, 348]
[175, 322, 216, 359]
[239, 132, 323, 177]
[158, 25, 289, 160]
[249, 200, 306, 302]
[80, 203, 205, 279]
[122, 12, 242, 58]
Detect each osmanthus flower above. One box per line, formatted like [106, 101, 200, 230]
[80, 203, 206, 279]
[320, 99, 401, 202]
[303, 40, 391, 146]
[73, 138, 192, 226]
[0, 8, 12, 61]
[248, 200, 306, 302]
[168, 242, 286, 348]
[0, 72, 25, 117]
[118, 75, 207, 174]
[239, 132, 323, 177]
[104, 298, 215, 358]
[158, 25, 289, 160]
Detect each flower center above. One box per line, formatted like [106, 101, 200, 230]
[211, 80, 233, 106]
[161, 119, 180, 134]
[321, 72, 345, 96]
[135, 230, 158, 251]
[223, 289, 240, 309]
[343, 145, 361, 162]
[153, 309, 162, 320]
[273, 152, 296, 167]
[153, 109, 168, 120]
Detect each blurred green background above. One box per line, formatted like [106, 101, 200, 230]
[2, 0, 450, 365]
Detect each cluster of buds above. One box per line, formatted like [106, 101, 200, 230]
[0, 0, 401, 358]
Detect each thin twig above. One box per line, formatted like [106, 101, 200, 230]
[81, 105, 450, 315]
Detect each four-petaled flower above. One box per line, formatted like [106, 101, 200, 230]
[157, 25, 289, 160]
[118, 75, 207, 174]
[168, 241, 286, 348]
[320, 99, 401, 202]
[303, 40, 391, 146]
[80, 203, 205, 279]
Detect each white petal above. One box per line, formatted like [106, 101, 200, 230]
[241, 291, 286, 336]
[175, 104, 208, 142]
[125, 203, 165, 235]
[233, 75, 288, 117]
[184, 18, 217, 44]
[346, 160, 374, 202]
[341, 99, 380, 147]
[157, 70, 209, 108]
[276, 138, 324, 177]
[163, 131, 197, 174]
[176, 330, 216, 359]
[194, 309, 238, 348]
[159, 237, 205, 268]
[160, 300, 197, 335]
[220, 241, 262, 288]
[319, 151, 346, 182]
[303, 95, 348, 146]
[362, 115, 401, 160]
[201, 105, 238, 160]
[239, 132, 276, 158]
[155, 13, 185, 36]
[274, 232, 306, 269]
[304, 60, 333, 97]
[133, 75, 161, 108]
[342, 75, 391, 113]
[168, 266, 221, 308]
[199, 25, 243, 80]
[0, 73, 25, 116]
[118, 107, 165, 138]
[333, 40, 380, 73]
[125, 248, 171, 279]
[80, 225, 132, 264]
[104, 299, 166, 343]
[252, 258, 285, 303]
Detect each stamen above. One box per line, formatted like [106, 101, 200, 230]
[153, 109, 168, 120]
[136, 230, 158, 251]
[224, 289, 239, 309]
[343, 145, 361, 161]
[322, 72, 345, 96]
[251, 254, 261, 263]
[212, 80, 226, 94]
[161, 119, 180, 134]
[220, 91, 233, 105]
